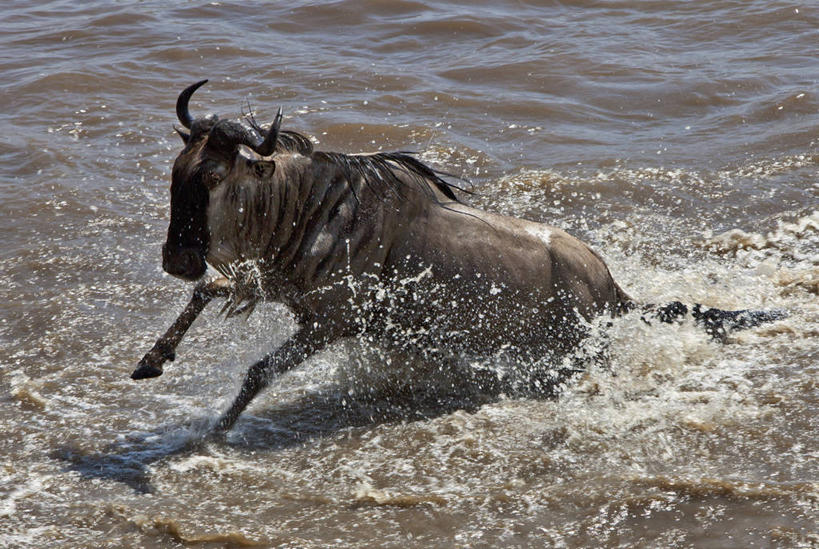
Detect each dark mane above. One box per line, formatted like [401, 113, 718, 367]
[249, 110, 466, 203]
[276, 130, 315, 155]
[317, 150, 466, 203]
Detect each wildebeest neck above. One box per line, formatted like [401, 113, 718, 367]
[204, 151, 447, 299]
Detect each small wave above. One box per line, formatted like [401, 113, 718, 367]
[703, 210, 819, 256]
[114, 506, 268, 547]
[353, 483, 447, 507]
[9, 373, 48, 410]
[632, 475, 819, 502]
[701, 212, 819, 299]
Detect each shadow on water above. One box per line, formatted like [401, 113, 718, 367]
[234, 354, 584, 449]
[51, 418, 215, 494]
[52, 360, 579, 494]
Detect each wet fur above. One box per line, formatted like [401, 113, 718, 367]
[143, 83, 786, 431]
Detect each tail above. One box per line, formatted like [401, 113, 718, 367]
[638, 301, 788, 340]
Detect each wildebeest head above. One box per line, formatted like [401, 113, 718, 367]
[162, 80, 282, 280]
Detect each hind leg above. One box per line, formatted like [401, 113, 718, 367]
[215, 326, 333, 432]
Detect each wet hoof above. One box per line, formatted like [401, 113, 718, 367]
[131, 361, 163, 380]
[205, 427, 229, 444]
[131, 341, 175, 379]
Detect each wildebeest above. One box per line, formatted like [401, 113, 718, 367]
[132, 80, 785, 431]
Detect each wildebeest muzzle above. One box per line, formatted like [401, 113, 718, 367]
[162, 243, 207, 281]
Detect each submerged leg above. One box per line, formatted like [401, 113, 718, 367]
[215, 327, 332, 432]
[131, 278, 232, 380]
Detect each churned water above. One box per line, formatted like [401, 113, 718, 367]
[1, 1, 816, 547]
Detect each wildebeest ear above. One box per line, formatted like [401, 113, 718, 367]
[175, 126, 190, 144]
[251, 160, 275, 179]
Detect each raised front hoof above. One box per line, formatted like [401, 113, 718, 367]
[131, 361, 163, 380]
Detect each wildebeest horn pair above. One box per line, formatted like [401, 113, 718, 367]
[175, 79, 282, 156]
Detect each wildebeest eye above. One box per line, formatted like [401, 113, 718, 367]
[252, 160, 275, 179]
[202, 169, 222, 189]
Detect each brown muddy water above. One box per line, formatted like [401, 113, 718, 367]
[1, 1, 817, 547]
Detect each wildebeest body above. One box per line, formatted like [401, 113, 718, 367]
[203, 146, 628, 356]
[134, 81, 783, 431]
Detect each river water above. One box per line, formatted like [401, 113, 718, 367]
[1, 1, 817, 547]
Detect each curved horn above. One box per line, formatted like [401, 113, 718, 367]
[246, 107, 283, 156]
[176, 79, 209, 129]
[208, 107, 283, 157]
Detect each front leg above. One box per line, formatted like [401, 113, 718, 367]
[215, 326, 333, 432]
[131, 278, 232, 380]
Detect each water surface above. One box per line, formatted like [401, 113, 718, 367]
[1, 1, 817, 547]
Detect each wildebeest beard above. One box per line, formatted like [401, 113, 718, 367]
[132, 80, 787, 434]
